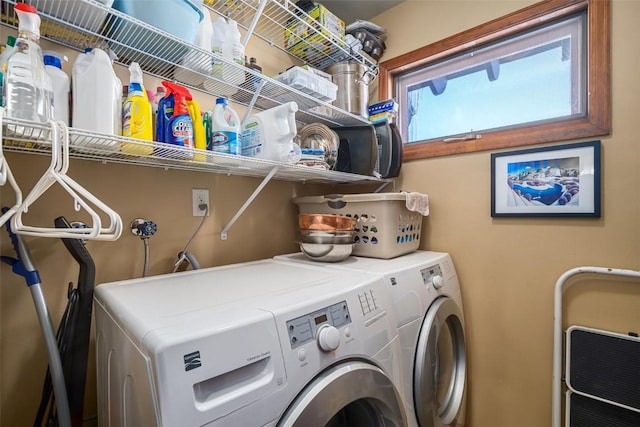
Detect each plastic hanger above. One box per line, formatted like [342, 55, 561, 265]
[0, 107, 24, 227]
[11, 120, 122, 240]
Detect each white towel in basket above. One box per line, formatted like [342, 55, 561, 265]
[402, 191, 429, 216]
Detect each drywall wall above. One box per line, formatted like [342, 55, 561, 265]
[373, 1, 640, 426]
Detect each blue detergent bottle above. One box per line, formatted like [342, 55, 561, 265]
[166, 91, 194, 155]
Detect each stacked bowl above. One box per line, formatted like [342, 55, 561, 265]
[297, 214, 357, 262]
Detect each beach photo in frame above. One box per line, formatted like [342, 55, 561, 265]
[491, 141, 601, 217]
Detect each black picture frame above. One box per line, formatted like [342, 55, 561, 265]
[491, 141, 601, 217]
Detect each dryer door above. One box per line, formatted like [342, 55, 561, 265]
[414, 297, 467, 427]
[278, 360, 407, 427]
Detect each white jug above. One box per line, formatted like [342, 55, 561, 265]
[240, 102, 299, 163]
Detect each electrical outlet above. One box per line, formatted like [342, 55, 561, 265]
[192, 188, 210, 217]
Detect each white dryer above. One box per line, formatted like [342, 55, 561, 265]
[94, 259, 408, 427]
[275, 251, 468, 427]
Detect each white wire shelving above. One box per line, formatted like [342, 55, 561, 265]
[2, 117, 383, 184]
[0, 0, 385, 185]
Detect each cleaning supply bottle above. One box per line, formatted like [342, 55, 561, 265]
[210, 97, 240, 154]
[185, 96, 206, 161]
[156, 81, 175, 143]
[72, 47, 122, 137]
[0, 35, 16, 106]
[166, 90, 194, 158]
[240, 102, 298, 162]
[122, 62, 153, 155]
[43, 50, 69, 125]
[248, 57, 262, 90]
[209, 16, 227, 82]
[222, 18, 245, 84]
[5, 3, 53, 127]
[151, 85, 165, 140]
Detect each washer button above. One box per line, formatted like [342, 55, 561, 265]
[345, 327, 351, 338]
[297, 348, 306, 361]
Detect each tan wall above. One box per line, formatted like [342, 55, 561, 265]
[372, 1, 640, 426]
[1, 1, 639, 426]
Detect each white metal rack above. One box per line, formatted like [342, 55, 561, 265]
[0, 0, 388, 237]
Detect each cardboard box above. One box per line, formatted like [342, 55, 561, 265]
[284, 4, 345, 51]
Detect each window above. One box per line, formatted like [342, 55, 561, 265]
[379, 0, 610, 160]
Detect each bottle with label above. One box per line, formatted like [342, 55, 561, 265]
[72, 47, 122, 137]
[0, 35, 16, 106]
[166, 91, 194, 156]
[210, 97, 240, 154]
[5, 3, 53, 129]
[122, 62, 153, 155]
[240, 102, 298, 162]
[185, 97, 206, 161]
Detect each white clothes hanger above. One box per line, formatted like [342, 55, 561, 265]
[0, 107, 24, 227]
[11, 120, 122, 240]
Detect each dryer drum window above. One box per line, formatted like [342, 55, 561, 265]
[414, 297, 467, 426]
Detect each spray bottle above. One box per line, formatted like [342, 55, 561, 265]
[122, 62, 153, 155]
[166, 86, 194, 158]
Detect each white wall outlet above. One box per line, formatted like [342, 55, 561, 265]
[192, 188, 210, 217]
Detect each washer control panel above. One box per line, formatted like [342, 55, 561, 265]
[286, 301, 351, 349]
[421, 263, 444, 289]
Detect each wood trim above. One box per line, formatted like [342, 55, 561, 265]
[379, 0, 611, 161]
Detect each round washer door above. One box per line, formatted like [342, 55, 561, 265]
[278, 360, 407, 427]
[414, 296, 467, 427]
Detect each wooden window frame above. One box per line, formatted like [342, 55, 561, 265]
[378, 0, 610, 161]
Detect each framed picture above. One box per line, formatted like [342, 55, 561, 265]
[491, 141, 601, 217]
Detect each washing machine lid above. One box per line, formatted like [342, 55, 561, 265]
[278, 360, 407, 427]
[414, 296, 467, 427]
[94, 259, 380, 349]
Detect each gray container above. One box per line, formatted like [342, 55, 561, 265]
[325, 61, 375, 118]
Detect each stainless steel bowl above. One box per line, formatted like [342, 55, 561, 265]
[299, 229, 355, 245]
[298, 242, 354, 262]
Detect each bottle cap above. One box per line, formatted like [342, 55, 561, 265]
[15, 3, 40, 37]
[216, 97, 228, 105]
[43, 54, 61, 69]
[6, 36, 16, 48]
[42, 50, 68, 69]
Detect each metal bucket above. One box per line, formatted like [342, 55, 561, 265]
[325, 62, 375, 118]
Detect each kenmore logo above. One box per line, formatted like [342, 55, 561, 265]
[184, 351, 202, 372]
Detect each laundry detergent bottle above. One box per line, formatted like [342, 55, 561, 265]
[210, 97, 240, 154]
[241, 102, 298, 162]
[43, 50, 69, 125]
[186, 96, 206, 161]
[72, 47, 122, 137]
[122, 62, 153, 154]
[5, 3, 53, 126]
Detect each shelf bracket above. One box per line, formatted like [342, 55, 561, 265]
[220, 165, 280, 240]
[242, 0, 270, 48]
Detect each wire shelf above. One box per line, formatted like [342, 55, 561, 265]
[204, 0, 379, 76]
[2, 118, 384, 184]
[0, 0, 372, 128]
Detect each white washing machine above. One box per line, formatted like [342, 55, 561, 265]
[94, 258, 408, 426]
[275, 251, 467, 427]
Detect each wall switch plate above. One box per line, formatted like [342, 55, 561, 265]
[192, 188, 210, 217]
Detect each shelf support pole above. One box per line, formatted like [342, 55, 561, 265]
[220, 165, 280, 240]
[242, 0, 270, 47]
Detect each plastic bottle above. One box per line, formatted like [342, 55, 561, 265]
[248, 56, 262, 90]
[5, 3, 53, 128]
[174, 4, 212, 86]
[185, 97, 206, 161]
[240, 102, 299, 162]
[72, 47, 122, 138]
[209, 17, 227, 82]
[151, 85, 165, 140]
[0, 35, 16, 106]
[122, 62, 153, 155]
[210, 97, 240, 154]
[166, 91, 194, 155]
[223, 19, 245, 79]
[43, 50, 69, 125]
